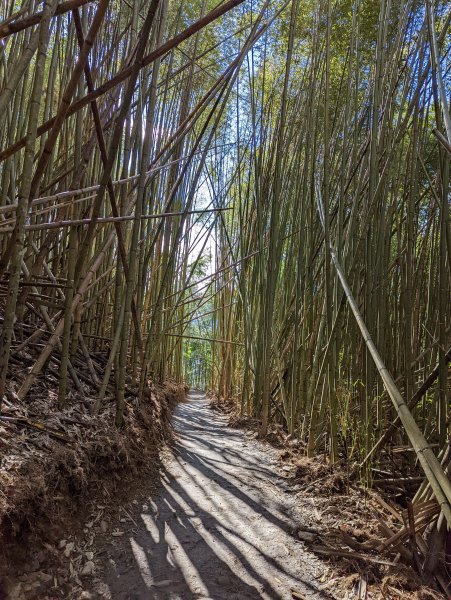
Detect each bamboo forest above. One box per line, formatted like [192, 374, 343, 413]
[0, 0, 450, 598]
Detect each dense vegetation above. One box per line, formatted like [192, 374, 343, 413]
[0, 0, 449, 587]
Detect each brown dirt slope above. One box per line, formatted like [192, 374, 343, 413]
[0, 379, 186, 586]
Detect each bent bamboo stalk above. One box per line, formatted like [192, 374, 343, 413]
[315, 180, 451, 525]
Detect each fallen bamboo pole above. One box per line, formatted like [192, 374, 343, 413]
[154, 332, 244, 346]
[0, 207, 232, 233]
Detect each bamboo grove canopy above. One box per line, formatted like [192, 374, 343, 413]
[0, 0, 450, 532]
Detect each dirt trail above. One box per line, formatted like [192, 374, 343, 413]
[91, 393, 336, 599]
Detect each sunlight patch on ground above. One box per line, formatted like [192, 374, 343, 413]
[164, 523, 210, 597]
[129, 537, 154, 589]
[141, 513, 160, 544]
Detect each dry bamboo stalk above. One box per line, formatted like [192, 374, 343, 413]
[0, 0, 248, 163]
[0, 0, 93, 39]
[0, 207, 232, 232]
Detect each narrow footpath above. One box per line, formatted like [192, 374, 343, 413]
[91, 393, 336, 599]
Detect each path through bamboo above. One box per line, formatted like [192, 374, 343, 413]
[85, 392, 335, 600]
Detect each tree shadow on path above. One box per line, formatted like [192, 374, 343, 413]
[99, 394, 336, 600]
